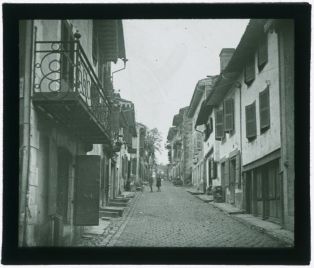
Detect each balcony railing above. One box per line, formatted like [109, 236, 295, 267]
[33, 40, 112, 138]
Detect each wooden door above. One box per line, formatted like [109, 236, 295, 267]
[74, 155, 100, 226]
[267, 160, 281, 222]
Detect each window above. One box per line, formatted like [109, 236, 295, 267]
[244, 53, 255, 85]
[258, 34, 268, 71]
[215, 110, 224, 140]
[245, 101, 257, 140]
[259, 86, 270, 132]
[224, 98, 234, 132]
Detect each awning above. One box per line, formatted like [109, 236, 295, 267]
[95, 20, 126, 63]
[195, 100, 213, 128]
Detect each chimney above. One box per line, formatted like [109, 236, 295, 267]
[219, 48, 235, 72]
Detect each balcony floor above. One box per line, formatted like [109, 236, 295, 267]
[32, 92, 111, 144]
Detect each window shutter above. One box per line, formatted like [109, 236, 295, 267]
[215, 110, 224, 140]
[258, 34, 268, 70]
[259, 87, 270, 131]
[225, 159, 230, 186]
[235, 152, 241, 188]
[244, 54, 255, 85]
[245, 102, 257, 139]
[213, 161, 217, 179]
[92, 21, 98, 66]
[224, 98, 234, 132]
[210, 159, 214, 179]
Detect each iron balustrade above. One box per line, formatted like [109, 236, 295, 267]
[33, 40, 112, 136]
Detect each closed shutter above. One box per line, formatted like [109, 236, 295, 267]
[258, 34, 268, 70]
[215, 110, 224, 140]
[213, 161, 217, 179]
[259, 87, 270, 131]
[74, 155, 100, 226]
[244, 54, 255, 85]
[235, 152, 241, 189]
[245, 102, 257, 139]
[224, 98, 234, 132]
[225, 159, 230, 187]
[92, 21, 98, 66]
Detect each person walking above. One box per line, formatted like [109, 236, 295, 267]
[149, 176, 154, 192]
[156, 175, 162, 192]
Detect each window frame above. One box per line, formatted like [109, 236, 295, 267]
[259, 86, 270, 133]
[245, 101, 257, 141]
[244, 53, 256, 86]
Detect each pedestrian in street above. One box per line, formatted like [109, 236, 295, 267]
[156, 175, 161, 192]
[149, 176, 153, 192]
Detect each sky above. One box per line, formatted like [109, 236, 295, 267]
[112, 19, 249, 165]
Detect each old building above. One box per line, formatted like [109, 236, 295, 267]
[166, 107, 192, 185]
[19, 19, 126, 246]
[187, 77, 216, 192]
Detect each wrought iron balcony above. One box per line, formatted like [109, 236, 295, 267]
[33, 40, 112, 144]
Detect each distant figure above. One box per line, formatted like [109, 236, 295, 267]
[156, 175, 162, 192]
[149, 176, 153, 192]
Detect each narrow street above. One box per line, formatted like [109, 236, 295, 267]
[110, 181, 284, 247]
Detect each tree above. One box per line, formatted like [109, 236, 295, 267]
[145, 128, 162, 165]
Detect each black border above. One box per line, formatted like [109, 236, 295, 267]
[2, 3, 311, 265]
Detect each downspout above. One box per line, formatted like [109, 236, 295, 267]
[111, 58, 128, 85]
[19, 20, 34, 246]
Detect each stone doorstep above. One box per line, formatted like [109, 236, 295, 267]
[101, 206, 125, 217]
[108, 201, 128, 207]
[195, 194, 214, 203]
[233, 214, 294, 247]
[110, 198, 130, 204]
[211, 202, 245, 215]
[83, 219, 111, 236]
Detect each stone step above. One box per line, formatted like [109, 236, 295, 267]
[108, 201, 128, 207]
[110, 198, 130, 204]
[99, 210, 120, 218]
[100, 206, 125, 217]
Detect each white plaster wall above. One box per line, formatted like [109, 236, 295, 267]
[241, 30, 281, 166]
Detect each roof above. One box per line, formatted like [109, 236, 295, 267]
[195, 100, 213, 128]
[206, 72, 239, 106]
[224, 19, 267, 73]
[187, 79, 206, 118]
[172, 113, 183, 127]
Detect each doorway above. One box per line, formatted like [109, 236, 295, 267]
[229, 158, 236, 204]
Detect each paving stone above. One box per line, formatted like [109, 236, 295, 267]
[112, 181, 285, 247]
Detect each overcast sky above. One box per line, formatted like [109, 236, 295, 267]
[112, 19, 249, 164]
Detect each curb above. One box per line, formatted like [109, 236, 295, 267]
[208, 202, 293, 247]
[106, 191, 142, 246]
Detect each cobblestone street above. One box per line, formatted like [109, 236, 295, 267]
[110, 181, 284, 247]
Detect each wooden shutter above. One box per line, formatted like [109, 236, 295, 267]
[215, 110, 224, 140]
[245, 102, 257, 139]
[92, 21, 98, 66]
[258, 34, 268, 70]
[259, 87, 270, 131]
[225, 159, 230, 186]
[235, 152, 241, 189]
[74, 155, 100, 226]
[224, 98, 234, 132]
[244, 54, 255, 85]
[213, 161, 217, 179]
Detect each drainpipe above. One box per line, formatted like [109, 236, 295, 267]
[111, 58, 128, 85]
[19, 20, 34, 247]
